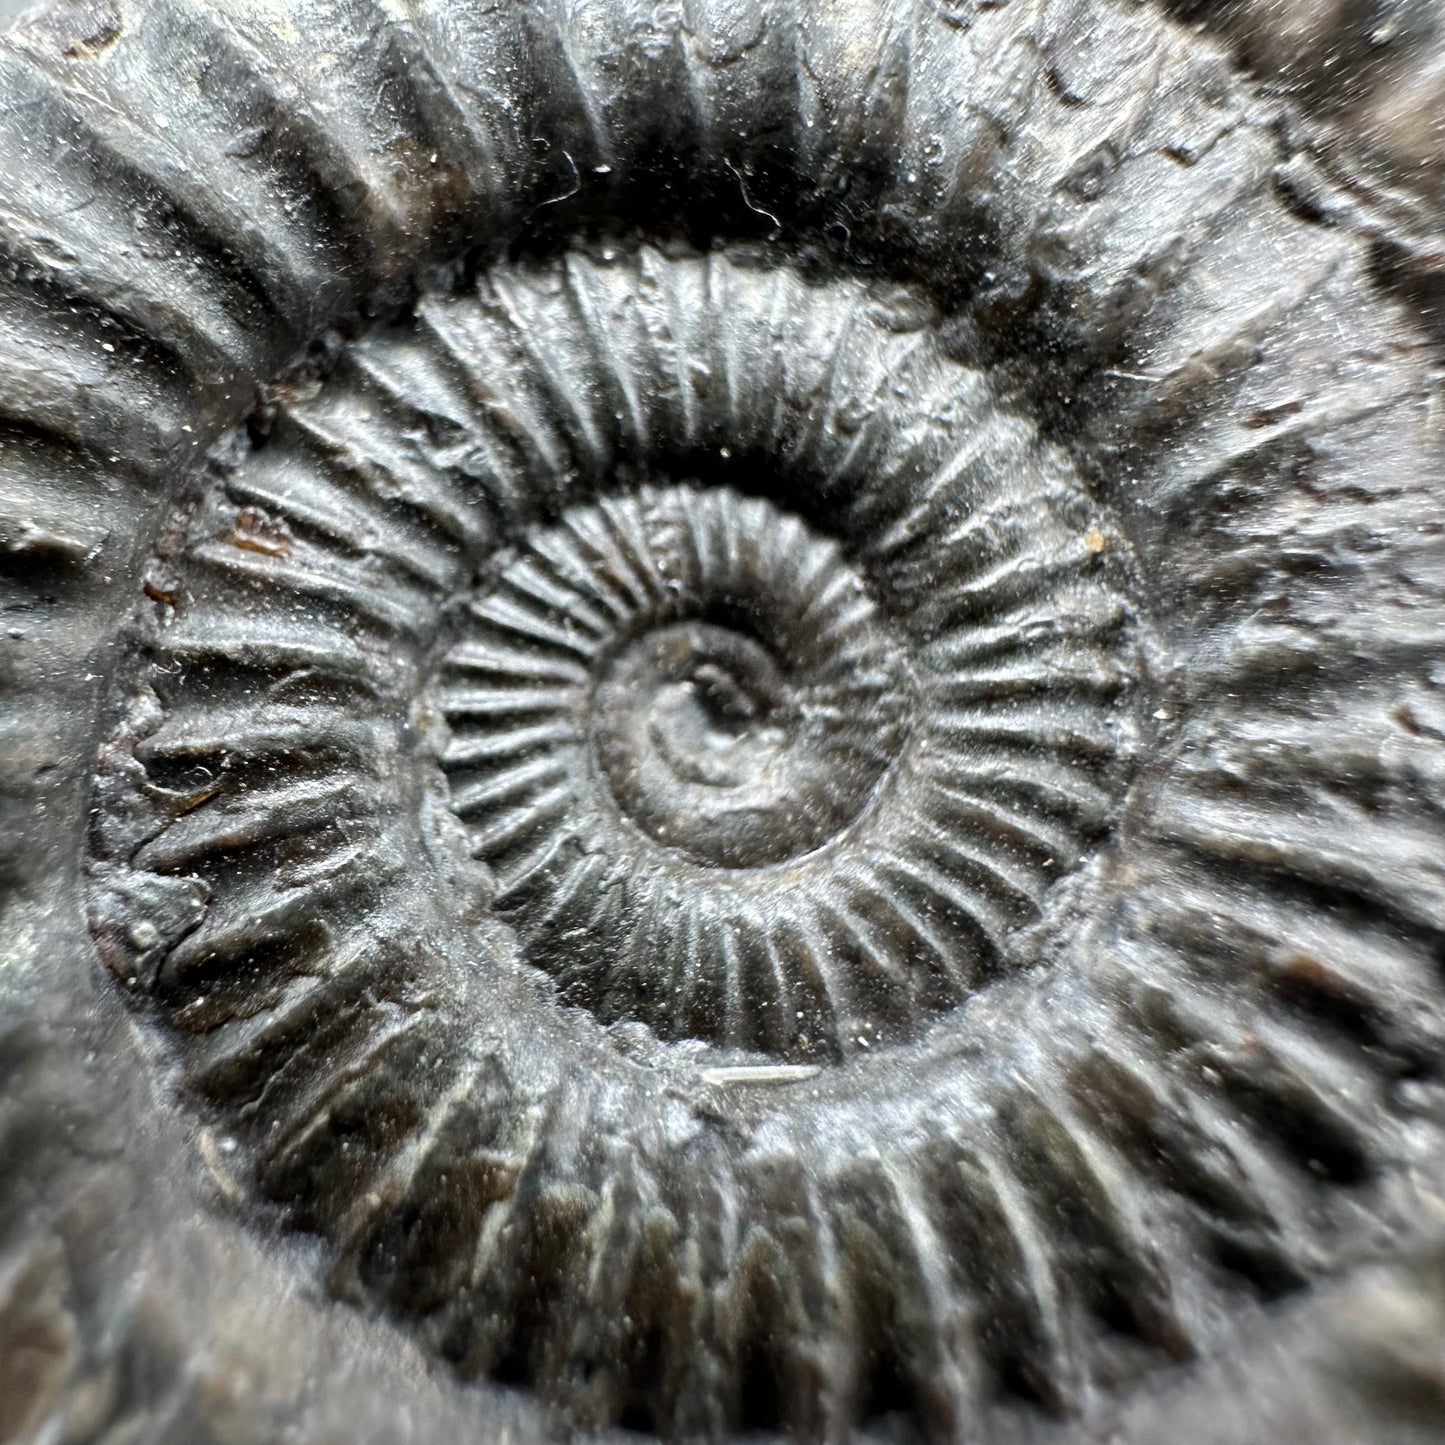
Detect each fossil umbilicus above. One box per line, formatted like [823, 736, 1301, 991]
[2, 2, 1444, 1444]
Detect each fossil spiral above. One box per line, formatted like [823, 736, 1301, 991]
[3, 1, 1445, 1443]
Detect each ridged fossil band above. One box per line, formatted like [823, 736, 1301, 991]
[1, 1, 1443, 1442]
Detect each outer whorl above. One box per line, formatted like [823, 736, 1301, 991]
[2, 2, 1444, 1443]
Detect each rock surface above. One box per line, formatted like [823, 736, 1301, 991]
[1, 1, 1444, 1441]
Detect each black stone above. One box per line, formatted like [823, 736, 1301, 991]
[2, 2, 1444, 1442]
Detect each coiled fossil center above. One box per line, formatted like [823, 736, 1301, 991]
[412, 245, 1145, 1062]
[613, 623, 790, 795]
[469, 486, 911, 874]
[595, 617, 873, 869]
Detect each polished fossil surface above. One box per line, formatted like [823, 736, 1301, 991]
[2, 1, 1445, 1443]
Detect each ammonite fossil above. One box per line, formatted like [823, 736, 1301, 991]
[3, 2, 1445, 1443]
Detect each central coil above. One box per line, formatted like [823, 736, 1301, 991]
[418, 251, 1142, 1059]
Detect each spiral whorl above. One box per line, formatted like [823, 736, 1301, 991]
[0, 0, 1423, 1440]
[413, 251, 1139, 1057]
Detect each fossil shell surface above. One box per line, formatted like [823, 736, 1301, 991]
[3, 2, 1445, 1443]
